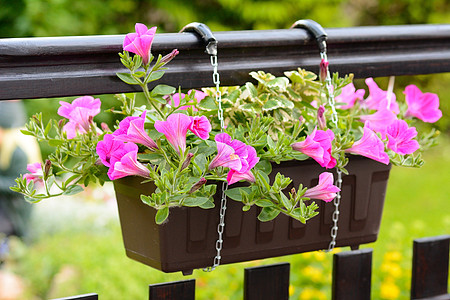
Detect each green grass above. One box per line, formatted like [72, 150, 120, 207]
[6, 139, 450, 300]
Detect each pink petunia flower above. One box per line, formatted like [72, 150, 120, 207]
[226, 145, 260, 185]
[96, 134, 138, 167]
[189, 116, 211, 140]
[113, 111, 158, 151]
[345, 124, 390, 165]
[58, 96, 101, 139]
[304, 172, 340, 202]
[209, 133, 259, 180]
[359, 108, 397, 139]
[291, 128, 336, 169]
[404, 84, 442, 123]
[386, 119, 420, 155]
[23, 162, 43, 185]
[336, 83, 365, 109]
[108, 148, 150, 180]
[123, 23, 157, 65]
[363, 78, 399, 114]
[154, 113, 192, 154]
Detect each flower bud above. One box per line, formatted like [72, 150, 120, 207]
[44, 159, 52, 179]
[58, 119, 66, 132]
[319, 59, 329, 82]
[161, 49, 179, 65]
[189, 177, 207, 194]
[291, 187, 297, 199]
[181, 153, 194, 171]
[101, 122, 111, 133]
[317, 105, 326, 130]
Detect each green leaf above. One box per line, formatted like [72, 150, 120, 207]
[255, 160, 272, 174]
[199, 199, 215, 209]
[255, 199, 274, 207]
[48, 139, 64, 147]
[183, 196, 210, 207]
[155, 207, 169, 224]
[258, 207, 281, 222]
[246, 82, 257, 98]
[145, 71, 164, 83]
[198, 96, 218, 111]
[63, 185, 84, 196]
[224, 187, 251, 201]
[151, 84, 176, 96]
[116, 72, 141, 85]
[262, 99, 281, 111]
[267, 77, 289, 90]
[20, 129, 35, 136]
[280, 193, 292, 210]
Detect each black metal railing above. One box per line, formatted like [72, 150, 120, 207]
[1, 24, 449, 100]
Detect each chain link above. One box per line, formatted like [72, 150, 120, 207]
[204, 53, 228, 272]
[320, 51, 343, 253]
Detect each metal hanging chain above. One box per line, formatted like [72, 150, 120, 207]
[291, 20, 342, 252]
[180, 22, 227, 272]
[205, 51, 229, 272]
[321, 49, 343, 253]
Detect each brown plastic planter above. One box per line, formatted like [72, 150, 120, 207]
[113, 156, 391, 275]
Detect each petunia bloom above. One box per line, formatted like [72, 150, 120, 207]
[189, 116, 211, 140]
[304, 172, 340, 202]
[363, 78, 399, 114]
[113, 111, 158, 151]
[96, 134, 138, 167]
[209, 133, 260, 184]
[123, 23, 157, 65]
[58, 96, 101, 139]
[404, 84, 442, 123]
[386, 119, 420, 155]
[291, 128, 336, 169]
[359, 108, 397, 139]
[209, 133, 245, 171]
[345, 124, 390, 165]
[336, 83, 365, 109]
[23, 162, 43, 185]
[154, 113, 192, 154]
[226, 145, 260, 185]
[108, 148, 150, 180]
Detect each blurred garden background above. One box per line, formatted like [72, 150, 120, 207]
[0, 0, 449, 299]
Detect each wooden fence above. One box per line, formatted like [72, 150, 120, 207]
[50, 235, 450, 300]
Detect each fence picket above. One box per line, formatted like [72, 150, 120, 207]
[411, 235, 450, 300]
[244, 262, 290, 300]
[148, 279, 195, 300]
[332, 248, 372, 300]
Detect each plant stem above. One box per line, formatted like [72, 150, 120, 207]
[142, 83, 165, 119]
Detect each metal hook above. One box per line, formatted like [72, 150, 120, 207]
[180, 22, 218, 56]
[291, 19, 328, 53]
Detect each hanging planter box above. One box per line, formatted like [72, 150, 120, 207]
[113, 156, 391, 275]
